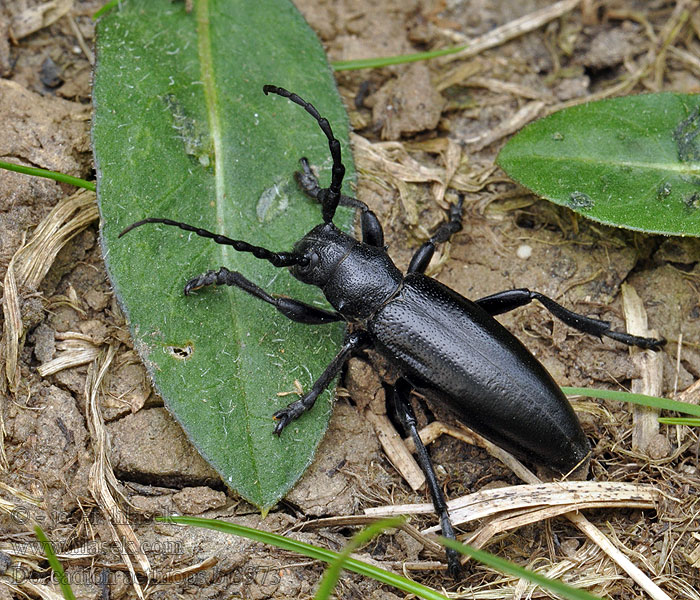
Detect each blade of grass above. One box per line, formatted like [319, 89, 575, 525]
[162, 516, 604, 599]
[562, 387, 700, 417]
[315, 517, 405, 600]
[159, 515, 448, 600]
[0, 160, 95, 191]
[658, 417, 700, 426]
[440, 537, 604, 600]
[331, 46, 466, 71]
[34, 525, 76, 600]
[93, 0, 119, 19]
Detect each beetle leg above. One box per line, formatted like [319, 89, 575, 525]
[184, 267, 343, 325]
[408, 195, 464, 274]
[295, 157, 384, 247]
[475, 288, 666, 350]
[388, 377, 463, 579]
[273, 331, 370, 434]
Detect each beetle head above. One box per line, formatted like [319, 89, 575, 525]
[289, 223, 355, 287]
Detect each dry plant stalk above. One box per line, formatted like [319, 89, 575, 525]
[0, 188, 98, 392]
[366, 480, 659, 527]
[9, 0, 74, 40]
[37, 332, 102, 377]
[621, 283, 664, 453]
[85, 345, 150, 599]
[13, 580, 64, 600]
[463, 101, 546, 152]
[438, 0, 582, 64]
[364, 409, 425, 490]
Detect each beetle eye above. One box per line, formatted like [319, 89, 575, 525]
[298, 252, 319, 273]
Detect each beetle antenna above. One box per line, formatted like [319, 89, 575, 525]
[118, 218, 304, 268]
[263, 85, 344, 224]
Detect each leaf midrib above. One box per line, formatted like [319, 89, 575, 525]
[515, 153, 700, 175]
[196, 0, 261, 500]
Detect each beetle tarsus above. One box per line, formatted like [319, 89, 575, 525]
[602, 329, 666, 350]
[184, 269, 219, 295]
[273, 404, 305, 435]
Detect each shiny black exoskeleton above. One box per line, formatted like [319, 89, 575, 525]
[120, 85, 666, 578]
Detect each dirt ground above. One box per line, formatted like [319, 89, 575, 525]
[1, 1, 700, 599]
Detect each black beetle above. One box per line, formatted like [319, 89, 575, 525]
[120, 85, 665, 578]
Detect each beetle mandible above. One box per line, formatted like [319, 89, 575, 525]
[120, 85, 666, 578]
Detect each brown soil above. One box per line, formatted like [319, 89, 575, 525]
[1, 1, 699, 599]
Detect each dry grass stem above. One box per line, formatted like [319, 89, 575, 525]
[0, 189, 98, 391]
[621, 283, 664, 453]
[438, 0, 582, 64]
[14, 581, 64, 600]
[1, 248, 24, 394]
[158, 557, 219, 583]
[9, 0, 74, 40]
[365, 480, 660, 522]
[365, 409, 425, 491]
[36, 334, 101, 377]
[463, 100, 546, 151]
[466, 76, 551, 101]
[86, 345, 149, 599]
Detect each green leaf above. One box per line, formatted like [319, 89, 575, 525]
[93, 0, 353, 509]
[497, 93, 700, 236]
[658, 417, 700, 426]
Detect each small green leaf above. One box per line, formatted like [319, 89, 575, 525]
[497, 93, 700, 236]
[93, 0, 353, 509]
[658, 417, 700, 426]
